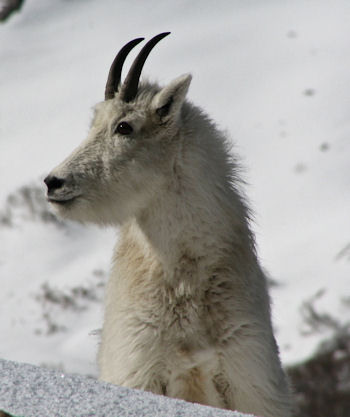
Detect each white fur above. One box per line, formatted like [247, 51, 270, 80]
[47, 73, 293, 416]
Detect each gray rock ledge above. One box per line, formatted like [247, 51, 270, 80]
[0, 359, 254, 417]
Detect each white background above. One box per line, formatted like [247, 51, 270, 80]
[0, 0, 349, 375]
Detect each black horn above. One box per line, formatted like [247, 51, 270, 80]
[105, 37, 144, 101]
[120, 32, 170, 103]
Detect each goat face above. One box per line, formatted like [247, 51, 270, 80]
[45, 34, 191, 225]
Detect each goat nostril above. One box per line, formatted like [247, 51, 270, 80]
[44, 175, 65, 192]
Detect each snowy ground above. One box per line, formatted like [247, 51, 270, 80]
[0, 0, 349, 376]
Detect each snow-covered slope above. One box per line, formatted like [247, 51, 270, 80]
[0, 0, 349, 376]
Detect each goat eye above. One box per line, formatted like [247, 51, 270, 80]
[115, 122, 133, 135]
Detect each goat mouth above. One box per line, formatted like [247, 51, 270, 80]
[47, 196, 78, 205]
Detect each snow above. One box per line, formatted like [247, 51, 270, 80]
[0, 358, 254, 417]
[0, 0, 349, 377]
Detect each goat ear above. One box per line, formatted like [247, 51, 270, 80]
[152, 74, 192, 122]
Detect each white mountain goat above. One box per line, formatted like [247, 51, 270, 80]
[45, 33, 293, 417]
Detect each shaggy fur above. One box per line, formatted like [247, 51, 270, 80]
[46, 73, 293, 416]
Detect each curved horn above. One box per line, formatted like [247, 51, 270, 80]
[120, 32, 170, 103]
[105, 37, 144, 100]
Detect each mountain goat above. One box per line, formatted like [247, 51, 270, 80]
[45, 33, 293, 417]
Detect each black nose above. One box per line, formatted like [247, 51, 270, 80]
[44, 175, 65, 193]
